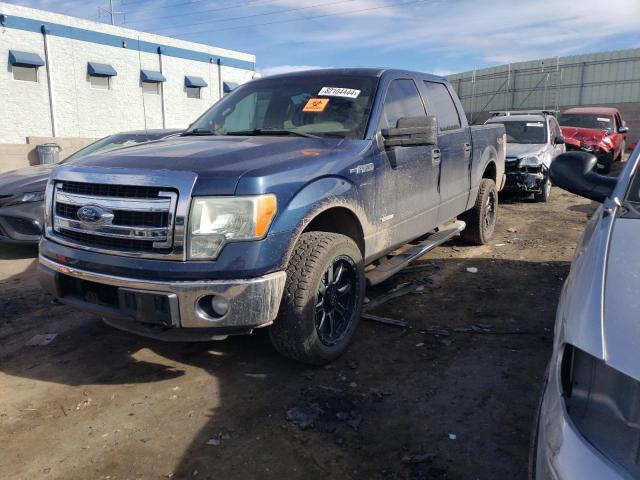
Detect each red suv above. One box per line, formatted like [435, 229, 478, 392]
[558, 107, 628, 173]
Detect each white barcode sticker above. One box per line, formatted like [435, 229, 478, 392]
[318, 87, 361, 98]
[597, 117, 611, 122]
[526, 122, 544, 127]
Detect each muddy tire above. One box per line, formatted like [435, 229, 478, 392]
[460, 178, 498, 245]
[534, 178, 551, 203]
[269, 232, 365, 365]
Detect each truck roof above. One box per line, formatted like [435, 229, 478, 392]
[262, 67, 446, 82]
[562, 106, 620, 115]
[486, 114, 546, 123]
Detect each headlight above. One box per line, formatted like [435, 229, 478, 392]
[580, 145, 595, 152]
[187, 194, 277, 260]
[6, 190, 45, 206]
[561, 345, 640, 477]
[519, 155, 542, 167]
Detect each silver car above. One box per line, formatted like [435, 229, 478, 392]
[532, 146, 640, 479]
[486, 111, 565, 202]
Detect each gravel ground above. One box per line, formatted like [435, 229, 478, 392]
[0, 183, 602, 480]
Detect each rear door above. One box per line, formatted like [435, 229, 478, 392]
[376, 78, 440, 246]
[420, 80, 472, 224]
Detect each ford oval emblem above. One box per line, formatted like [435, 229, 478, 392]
[77, 205, 114, 225]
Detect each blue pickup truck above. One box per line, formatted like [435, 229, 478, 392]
[38, 68, 506, 364]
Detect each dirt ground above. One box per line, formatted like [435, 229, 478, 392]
[0, 182, 604, 480]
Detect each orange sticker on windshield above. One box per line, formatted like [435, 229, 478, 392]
[303, 98, 329, 113]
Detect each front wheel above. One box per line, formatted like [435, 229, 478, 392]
[534, 178, 551, 203]
[269, 232, 365, 365]
[460, 178, 498, 245]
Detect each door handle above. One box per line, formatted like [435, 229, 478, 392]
[463, 142, 471, 152]
[432, 149, 441, 166]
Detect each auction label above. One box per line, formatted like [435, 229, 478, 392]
[318, 87, 361, 98]
[526, 122, 544, 127]
[303, 98, 330, 112]
[597, 117, 611, 122]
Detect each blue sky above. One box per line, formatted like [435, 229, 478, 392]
[9, 0, 640, 76]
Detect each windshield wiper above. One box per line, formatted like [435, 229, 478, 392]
[225, 128, 321, 139]
[183, 128, 219, 136]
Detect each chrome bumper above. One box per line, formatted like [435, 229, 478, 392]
[38, 255, 286, 341]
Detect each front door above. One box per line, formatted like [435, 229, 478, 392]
[376, 78, 440, 248]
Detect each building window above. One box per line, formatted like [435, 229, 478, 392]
[186, 86, 201, 99]
[13, 65, 38, 82]
[142, 81, 160, 95]
[87, 62, 117, 90]
[184, 76, 207, 99]
[90, 75, 110, 90]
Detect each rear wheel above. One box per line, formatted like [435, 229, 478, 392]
[269, 232, 365, 365]
[461, 178, 498, 245]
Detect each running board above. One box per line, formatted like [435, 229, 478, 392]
[365, 220, 465, 286]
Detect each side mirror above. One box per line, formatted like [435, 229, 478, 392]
[381, 116, 438, 148]
[618, 126, 629, 134]
[555, 135, 565, 145]
[550, 152, 617, 203]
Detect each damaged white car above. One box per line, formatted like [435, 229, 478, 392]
[531, 147, 640, 479]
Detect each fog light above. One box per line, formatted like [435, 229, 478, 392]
[211, 296, 229, 317]
[197, 295, 230, 320]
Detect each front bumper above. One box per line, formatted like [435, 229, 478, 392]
[535, 360, 629, 480]
[503, 163, 548, 193]
[0, 201, 44, 244]
[38, 255, 287, 341]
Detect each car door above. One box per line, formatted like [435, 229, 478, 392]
[375, 78, 440, 247]
[420, 80, 471, 224]
[549, 116, 565, 163]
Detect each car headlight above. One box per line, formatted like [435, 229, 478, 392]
[519, 155, 542, 167]
[561, 345, 640, 477]
[580, 145, 595, 153]
[5, 190, 46, 206]
[187, 194, 277, 260]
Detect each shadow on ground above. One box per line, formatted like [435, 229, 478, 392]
[0, 256, 566, 479]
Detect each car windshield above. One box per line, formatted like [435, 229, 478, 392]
[502, 121, 547, 144]
[61, 134, 161, 164]
[559, 114, 614, 134]
[187, 75, 377, 139]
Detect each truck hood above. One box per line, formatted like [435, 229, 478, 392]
[0, 164, 53, 197]
[505, 143, 545, 161]
[561, 126, 609, 147]
[73, 135, 346, 195]
[602, 217, 640, 381]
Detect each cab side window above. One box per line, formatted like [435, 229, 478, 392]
[550, 118, 562, 142]
[379, 79, 427, 130]
[422, 81, 461, 131]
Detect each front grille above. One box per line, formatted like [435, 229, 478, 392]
[58, 228, 162, 252]
[505, 161, 519, 173]
[56, 203, 168, 227]
[60, 181, 163, 199]
[51, 181, 177, 256]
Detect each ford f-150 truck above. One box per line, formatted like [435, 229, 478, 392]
[38, 68, 506, 364]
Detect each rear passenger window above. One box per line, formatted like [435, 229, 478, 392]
[422, 81, 461, 131]
[380, 79, 426, 130]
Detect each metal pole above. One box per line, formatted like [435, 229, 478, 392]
[217, 58, 223, 100]
[109, 0, 115, 25]
[159, 49, 167, 128]
[42, 26, 57, 137]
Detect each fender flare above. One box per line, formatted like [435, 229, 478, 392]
[270, 176, 369, 265]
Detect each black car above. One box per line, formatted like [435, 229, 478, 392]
[0, 129, 181, 245]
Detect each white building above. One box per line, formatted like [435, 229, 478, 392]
[0, 2, 255, 168]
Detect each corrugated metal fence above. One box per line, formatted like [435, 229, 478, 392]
[448, 48, 640, 129]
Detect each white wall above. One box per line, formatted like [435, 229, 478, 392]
[0, 2, 255, 144]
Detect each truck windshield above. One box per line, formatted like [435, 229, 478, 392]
[559, 114, 614, 134]
[503, 121, 547, 144]
[187, 75, 377, 139]
[626, 166, 640, 204]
